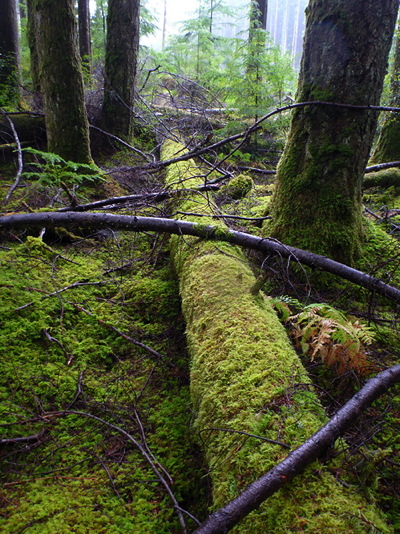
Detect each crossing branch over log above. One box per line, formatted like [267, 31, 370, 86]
[1, 211, 400, 303]
[193, 364, 400, 534]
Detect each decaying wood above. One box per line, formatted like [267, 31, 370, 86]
[194, 364, 400, 534]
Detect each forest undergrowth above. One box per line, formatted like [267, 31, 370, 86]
[0, 95, 399, 531]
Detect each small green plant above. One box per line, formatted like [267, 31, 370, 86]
[271, 298, 375, 375]
[22, 148, 103, 187]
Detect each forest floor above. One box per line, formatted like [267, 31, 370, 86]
[0, 102, 399, 532]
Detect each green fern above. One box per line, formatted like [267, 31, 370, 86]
[22, 148, 104, 187]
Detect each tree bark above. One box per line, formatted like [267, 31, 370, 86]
[102, 0, 140, 140]
[32, 0, 92, 163]
[77, 0, 92, 81]
[370, 17, 400, 164]
[269, 0, 399, 265]
[0, 0, 20, 106]
[26, 0, 40, 92]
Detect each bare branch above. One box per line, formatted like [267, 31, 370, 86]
[1, 211, 400, 304]
[194, 364, 400, 534]
[1, 108, 24, 205]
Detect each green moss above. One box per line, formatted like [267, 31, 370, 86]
[0, 227, 208, 532]
[164, 141, 390, 532]
[363, 167, 400, 189]
[218, 174, 254, 200]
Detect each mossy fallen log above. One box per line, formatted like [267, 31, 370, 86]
[163, 140, 391, 533]
[363, 167, 400, 189]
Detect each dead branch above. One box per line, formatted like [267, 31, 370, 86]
[193, 364, 400, 534]
[365, 161, 400, 173]
[129, 101, 400, 172]
[70, 303, 164, 362]
[90, 125, 154, 162]
[1, 109, 24, 205]
[0, 430, 46, 446]
[1, 211, 400, 304]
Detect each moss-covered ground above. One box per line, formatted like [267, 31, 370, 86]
[0, 200, 209, 532]
[0, 127, 399, 532]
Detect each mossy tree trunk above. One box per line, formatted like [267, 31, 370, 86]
[269, 0, 399, 265]
[78, 0, 92, 82]
[370, 17, 400, 164]
[102, 0, 140, 140]
[33, 0, 92, 163]
[0, 0, 20, 106]
[164, 140, 389, 533]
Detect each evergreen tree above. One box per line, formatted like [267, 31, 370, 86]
[102, 0, 140, 139]
[269, 0, 399, 265]
[33, 0, 92, 163]
[0, 0, 20, 107]
[370, 17, 400, 164]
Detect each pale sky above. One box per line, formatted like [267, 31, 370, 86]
[90, 0, 247, 49]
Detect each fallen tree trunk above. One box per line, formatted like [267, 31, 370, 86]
[194, 363, 400, 533]
[1, 211, 400, 304]
[162, 140, 390, 533]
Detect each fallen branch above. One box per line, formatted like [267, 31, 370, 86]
[193, 364, 400, 534]
[130, 101, 400, 172]
[1, 109, 24, 205]
[0, 430, 46, 446]
[1, 211, 400, 304]
[365, 161, 400, 173]
[57, 185, 220, 212]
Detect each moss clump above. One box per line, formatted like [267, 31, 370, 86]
[164, 140, 390, 533]
[218, 174, 254, 200]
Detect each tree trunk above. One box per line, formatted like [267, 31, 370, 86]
[0, 0, 20, 106]
[77, 0, 92, 81]
[370, 17, 400, 164]
[26, 0, 40, 92]
[246, 0, 268, 111]
[269, 0, 399, 265]
[163, 140, 389, 533]
[102, 0, 140, 140]
[33, 0, 92, 163]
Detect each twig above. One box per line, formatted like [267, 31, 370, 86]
[66, 371, 85, 409]
[201, 427, 290, 449]
[1, 108, 24, 205]
[42, 328, 73, 365]
[0, 430, 46, 446]
[194, 364, 400, 534]
[90, 125, 154, 162]
[174, 211, 272, 222]
[15, 281, 111, 312]
[71, 303, 163, 361]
